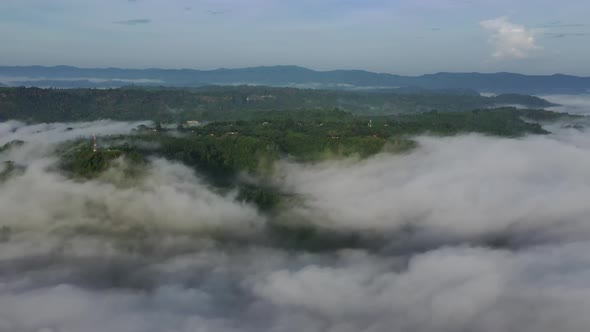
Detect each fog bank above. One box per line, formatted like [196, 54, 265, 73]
[2, 121, 590, 331]
[277, 131, 590, 244]
[541, 94, 590, 115]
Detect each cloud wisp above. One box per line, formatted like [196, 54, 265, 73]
[480, 17, 539, 60]
[540, 21, 585, 28]
[544, 32, 590, 39]
[206, 10, 231, 16]
[113, 19, 152, 25]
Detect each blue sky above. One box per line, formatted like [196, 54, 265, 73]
[1, 0, 589, 75]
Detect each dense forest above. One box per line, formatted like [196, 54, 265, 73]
[0, 86, 554, 123]
[55, 108, 554, 178]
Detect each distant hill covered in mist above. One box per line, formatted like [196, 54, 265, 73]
[1, 65, 589, 94]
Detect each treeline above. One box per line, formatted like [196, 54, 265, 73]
[0, 86, 555, 123]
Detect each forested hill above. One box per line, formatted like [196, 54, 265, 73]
[54, 108, 555, 181]
[0, 86, 554, 123]
[1, 65, 590, 94]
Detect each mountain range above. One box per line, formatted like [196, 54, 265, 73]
[1, 65, 589, 94]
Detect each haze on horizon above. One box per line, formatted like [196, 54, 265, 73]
[1, 0, 590, 76]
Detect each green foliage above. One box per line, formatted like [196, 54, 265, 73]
[154, 134, 280, 178]
[0, 86, 556, 123]
[237, 184, 285, 211]
[381, 108, 550, 137]
[514, 108, 581, 122]
[266, 220, 362, 252]
[60, 144, 124, 178]
[60, 108, 553, 181]
[0, 161, 18, 181]
[0, 140, 24, 153]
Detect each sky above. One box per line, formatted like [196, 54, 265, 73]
[1, 0, 589, 75]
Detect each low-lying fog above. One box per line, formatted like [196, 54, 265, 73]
[541, 94, 590, 115]
[1, 104, 590, 331]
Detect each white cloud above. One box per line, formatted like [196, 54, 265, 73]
[0, 121, 263, 235]
[540, 94, 590, 115]
[480, 16, 539, 60]
[6, 119, 590, 331]
[275, 128, 590, 243]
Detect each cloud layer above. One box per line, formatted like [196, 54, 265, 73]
[113, 19, 151, 25]
[2, 119, 590, 331]
[276, 132, 590, 244]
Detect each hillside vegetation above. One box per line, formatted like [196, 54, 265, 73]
[58, 108, 551, 179]
[0, 86, 554, 123]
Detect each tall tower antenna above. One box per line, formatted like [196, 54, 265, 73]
[93, 134, 98, 153]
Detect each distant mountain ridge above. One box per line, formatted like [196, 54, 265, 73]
[1, 65, 589, 94]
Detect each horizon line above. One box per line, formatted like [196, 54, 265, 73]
[0, 64, 588, 78]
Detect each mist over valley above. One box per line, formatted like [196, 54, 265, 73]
[3, 0, 590, 330]
[1, 93, 590, 331]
